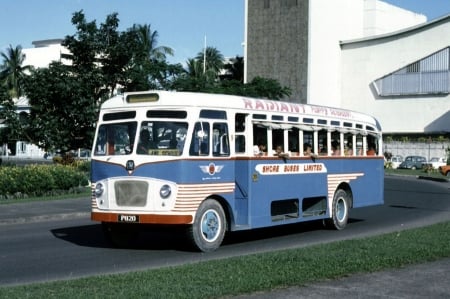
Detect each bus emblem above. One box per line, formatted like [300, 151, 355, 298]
[200, 163, 224, 175]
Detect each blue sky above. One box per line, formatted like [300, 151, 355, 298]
[0, 0, 449, 65]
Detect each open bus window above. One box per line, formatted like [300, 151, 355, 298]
[139, 121, 188, 156]
[318, 129, 328, 155]
[288, 127, 299, 155]
[94, 122, 137, 156]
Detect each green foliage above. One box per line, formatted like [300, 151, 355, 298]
[0, 164, 89, 199]
[2, 10, 292, 154]
[0, 45, 32, 98]
[23, 62, 98, 151]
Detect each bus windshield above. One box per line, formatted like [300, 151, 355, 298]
[94, 122, 137, 156]
[94, 121, 188, 156]
[137, 121, 188, 156]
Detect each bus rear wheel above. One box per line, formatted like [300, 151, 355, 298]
[188, 199, 226, 252]
[325, 189, 349, 230]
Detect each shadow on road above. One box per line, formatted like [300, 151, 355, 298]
[51, 218, 365, 252]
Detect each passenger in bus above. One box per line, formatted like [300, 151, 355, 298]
[332, 140, 341, 156]
[367, 143, 376, 155]
[253, 140, 266, 156]
[137, 130, 152, 154]
[303, 143, 313, 156]
[274, 145, 289, 158]
[345, 140, 353, 156]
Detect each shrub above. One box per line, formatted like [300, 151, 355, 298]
[0, 164, 89, 199]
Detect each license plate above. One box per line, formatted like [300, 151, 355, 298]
[118, 214, 139, 223]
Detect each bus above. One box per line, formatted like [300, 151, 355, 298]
[91, 91, 384, 252]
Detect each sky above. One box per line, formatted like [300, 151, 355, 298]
[0, 0, 449, 65]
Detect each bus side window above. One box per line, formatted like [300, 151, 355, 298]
[253, 124, 267, 155]
[318, 129, 327, 155]
[302, 131, 314, 156]
[288, 127, 299, 155]
[345, 133, 354, 156]
[272, 128, 284, 154]
[95, 126, 107, 155]
[213, 123, 230, 156]
[235, 113, 247, 154]
[189, 122, 210, 156]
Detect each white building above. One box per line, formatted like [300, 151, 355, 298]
[22, 39, 70, 68]
[340, 15, 450, 135]
[2, 39, 69, 158]
[245, 0, 450, 137]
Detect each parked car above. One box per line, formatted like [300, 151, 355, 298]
[423, 157, 446, 169]
[439, 165, 450, 177]
[389, 155, 403, 169]
[398, 155, 427, 170]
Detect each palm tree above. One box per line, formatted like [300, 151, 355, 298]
[0, 45, 31, 98]
[195, 46, 224, 76]
[186, 58, 204, 78]
[132, 24, 174, 61]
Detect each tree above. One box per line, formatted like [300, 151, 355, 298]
[195, 46, 224, 80]
[122, 24, 182, 91]
[22, 11, 181, 151]
[0, 45, 31, 98]
[23, 62, 98, 151]
[221, 56, 244, 83]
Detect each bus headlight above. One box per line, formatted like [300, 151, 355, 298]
[95, 183, 104, 197]
[159, 184, 171, 199]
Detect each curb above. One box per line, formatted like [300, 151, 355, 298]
[0, 212, 90, 226]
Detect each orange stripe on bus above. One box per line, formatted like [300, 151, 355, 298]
[91, 212, 193, 224]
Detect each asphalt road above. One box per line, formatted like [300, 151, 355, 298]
[0, 175, 450, 295]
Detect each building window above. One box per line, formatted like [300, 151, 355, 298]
[374, 47, 450, 96]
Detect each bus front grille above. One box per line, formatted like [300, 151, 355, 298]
[114, 181, 148, 207]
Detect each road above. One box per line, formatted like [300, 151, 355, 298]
[0, 175, 449, 287]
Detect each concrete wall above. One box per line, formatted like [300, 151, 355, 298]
[384, 141, 450, 162]
[246, 0, 309, 103]
[308, 0, 365, 107]
[363, 0, 426, 36]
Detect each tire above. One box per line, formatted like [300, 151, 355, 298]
[102, 222, 139, 248]
[188, 199, 226, 252]
[325, 189, 350, 230]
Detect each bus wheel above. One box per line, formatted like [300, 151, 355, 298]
[325, 189, 349, 230]
[188, 199, 226, 252]
[102, 222, 139, 248]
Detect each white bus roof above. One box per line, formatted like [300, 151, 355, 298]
[101, 90, 381, 132]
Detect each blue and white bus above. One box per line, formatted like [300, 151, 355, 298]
[91, 91, 384, 252]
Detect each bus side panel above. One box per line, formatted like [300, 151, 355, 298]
[335, 158, 385, 208]
[233, 159, 250, 228]
[247, 159, 329, 229]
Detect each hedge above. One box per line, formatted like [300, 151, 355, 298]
[0, 163, 89, 199]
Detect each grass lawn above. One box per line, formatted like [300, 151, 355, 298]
[1, 221, 450, 298]
[0, 169, 448, 298]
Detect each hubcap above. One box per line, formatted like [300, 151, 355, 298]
[201, 210, 220, 242]
[336, 198, 347, 222]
